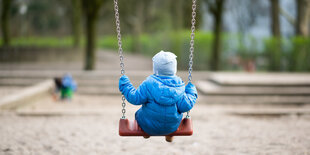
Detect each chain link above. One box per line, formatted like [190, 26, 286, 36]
[114, 0, 125, 76]
[121, 95, 126, 119]
[186, 0, 197, 118]
[114, 0, 126, 119]
[188, 0, 196, 83]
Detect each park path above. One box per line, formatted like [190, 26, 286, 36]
[0, 50, 152, 71]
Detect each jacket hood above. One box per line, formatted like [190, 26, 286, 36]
[148, 75, 185, 105]
[152, 51, 177, 76]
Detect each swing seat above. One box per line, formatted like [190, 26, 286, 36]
[119, 118, 193, 136]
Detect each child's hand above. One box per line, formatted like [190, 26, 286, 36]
[119, 75, 130, 92]
[185, 82, 198, 98]
[186, 82, 195, 88]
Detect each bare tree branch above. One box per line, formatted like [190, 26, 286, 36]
[279, 7, 295, 26]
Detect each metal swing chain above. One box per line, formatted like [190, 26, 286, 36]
[114, 0, 126, 119]
[186, 0, 197, 118]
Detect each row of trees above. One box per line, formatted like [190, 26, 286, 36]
[1, 0, 103, 70]
[1, 0, 310, 71]
[270, 0, 310, 37]
[1, 0, 201, 70]
[207, 0, 310, 71]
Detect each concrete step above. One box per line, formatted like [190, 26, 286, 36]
[197, 81, 310, 96]
[0, 78, 48, 86]
[77, 78, 144, 87]
[16, 107, 310, 116]
[77, 86, 119, 95]
[200, 95, 310, 105]
[0, 70, 203, 80]
[0, 70, 152, 78]
[0, 77, 145, 88]
[227, 108, 310, 116]
[209, 73, 310, 86]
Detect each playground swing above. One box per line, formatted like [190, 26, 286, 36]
[113, 0, 197, 137]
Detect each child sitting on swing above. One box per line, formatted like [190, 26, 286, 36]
[119, 51, 198, 142]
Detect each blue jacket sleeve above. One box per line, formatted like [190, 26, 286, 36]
[177, 82, 198, 113]
[119, 75, 147, 105]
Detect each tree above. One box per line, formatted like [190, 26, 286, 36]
[269, 0, 282, 71]
[131, 0, 145, 53]
[205, 0, 225, 71]
[125, 0, 152, 53]
[270, 0, 281, 38]
[296, 0, 310, 36]
[81, 0, 104, 70]
[71, 0, 82, 47]
[173, 0, 185, 31]
[1, 0, 12, 47]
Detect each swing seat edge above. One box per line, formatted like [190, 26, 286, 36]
[119, 118, 193, 136]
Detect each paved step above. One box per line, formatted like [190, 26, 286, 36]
[227, 108, 310, 116]
[0, 70, 151, 78]
[197, 81, 310, 96]
[77, 78, 145, 86]
[77, 86, 119, 95]
[0, 77, 144, 87]
[16, 107, 310, 116]
[16, 109, 107, 116]
[0, 71, 201, 95]
[210, 73, 310, 86]
[0, 70, 205, 79]
[200, 95, 310, 104]
[0, 78, 48, 86]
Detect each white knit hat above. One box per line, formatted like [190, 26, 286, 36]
[152, 50, 177, 76]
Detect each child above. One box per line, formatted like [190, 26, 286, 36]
[61, 74, 77, 100]
[53, 74, 77, 101]
[119, 51, 198, 142]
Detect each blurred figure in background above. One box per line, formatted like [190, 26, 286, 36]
[53, 74, 77, 101]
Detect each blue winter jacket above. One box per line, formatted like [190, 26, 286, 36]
[119, 75, 198, 135]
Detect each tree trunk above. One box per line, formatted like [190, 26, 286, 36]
[84, 16, 96, 70]
[1, 0, 12, 47]
[269, 0, 282, 71]
[209, 0, 225, 71]
[296, 0, 310, 36]
[71, 0, 82, 47]
[270, 0, 281, 38]
[175, 0, 184, 30]
[132, 0, 144, 53]
[81, 0, 103, 70]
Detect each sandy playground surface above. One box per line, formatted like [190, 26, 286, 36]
[0, 95, 310, 155]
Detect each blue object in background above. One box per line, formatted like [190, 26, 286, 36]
[62, 73, 77, 91]
[60, 73, 77, 99]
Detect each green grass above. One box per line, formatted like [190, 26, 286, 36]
[0, 36, 74, 47]
[1, 32, 310, 72]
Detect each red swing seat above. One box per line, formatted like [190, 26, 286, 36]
[119, 117, 193, 136]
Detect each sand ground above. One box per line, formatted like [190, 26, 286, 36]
[0, 95, 310, 155]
